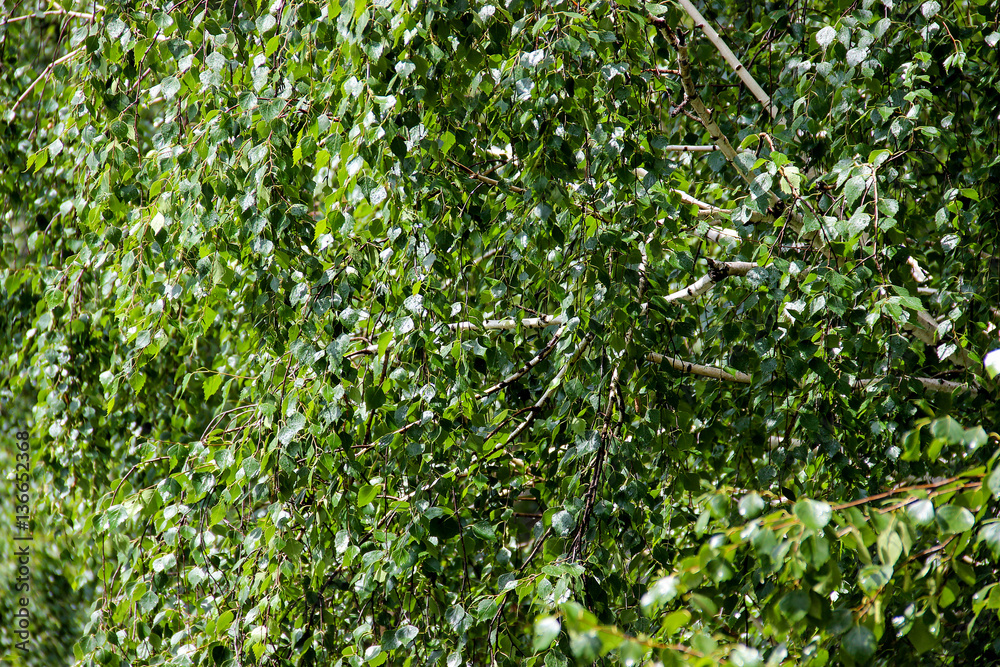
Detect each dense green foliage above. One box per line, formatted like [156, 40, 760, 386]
[3, 0, 1000, 664]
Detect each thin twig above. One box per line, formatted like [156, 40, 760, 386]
[11, 46, 84, 115]
[503, 333, 594, 447]
[1, 9, 95, 25]
[477, 325, 566, 398]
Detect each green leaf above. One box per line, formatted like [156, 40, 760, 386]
[907, 614, 940, 654]
[617, 640, 646, 666]
[531, 616, 562, 652]
[440, 131, 456, 155]
[984, 349, 1000, 380]
[739, 492, 764, 518]
[390, 136, 407, 159]
[906, 499, 935, 525]
[256, 14, 277, 33]
[357, 484, 381, 507]
[551, 510, 575, 537]
[976, 523, 1000, 559]
[877, 529, 903, 567]
[470, 521, 497, 542]
[203, 374, 223, 400]
[963, 427, 988, 452]
[277, 412, 306, 445]
[129, 372, 146, 393]
[135, 330, 152, 350]
[842, 626, 877, 661]
[794, 499, 832, 530]
[988, 465, 1000, 499]
[662, 609, 691, 635]
[395, 624, 418, 646]
[930, 416, 964, 444]
[778, 590, 810, 622]
[475, 598, 498, 619]
[935, 505, 975, 534]
[138, 591, 159, 613]
[843, 175, 866, 209]
[640, 576, 678, 616]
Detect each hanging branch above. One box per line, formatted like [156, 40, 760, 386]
[477, 324, 566, 398]
[503, 333, 595, 447]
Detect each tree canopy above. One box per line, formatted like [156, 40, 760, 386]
[3, 0, 1000, 665]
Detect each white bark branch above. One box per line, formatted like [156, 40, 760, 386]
[856, 376, 978, 395]
[769, 436, 803, 450]
[662, 260, 756, 303]
[671, 33, 746, 179]
[647, 350, 977, 394]
[908, 257, 930, 284]
[702, 225, 741, 243]
[663, 144, 720, 152]
[902, 310, 972, 368]
[1, 9, 95, 25]
[673, 188, 728, 216]
[677, 0, 779, 118]
[667, 186, 766, 226]
[646, 351, 753, 383]
[449, 315, 564, 333]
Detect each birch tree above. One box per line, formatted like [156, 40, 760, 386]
[3, 0, 1000, 664]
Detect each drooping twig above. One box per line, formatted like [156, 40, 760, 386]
[503, 333, 594, 447]
[477, 324, 566, 398]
